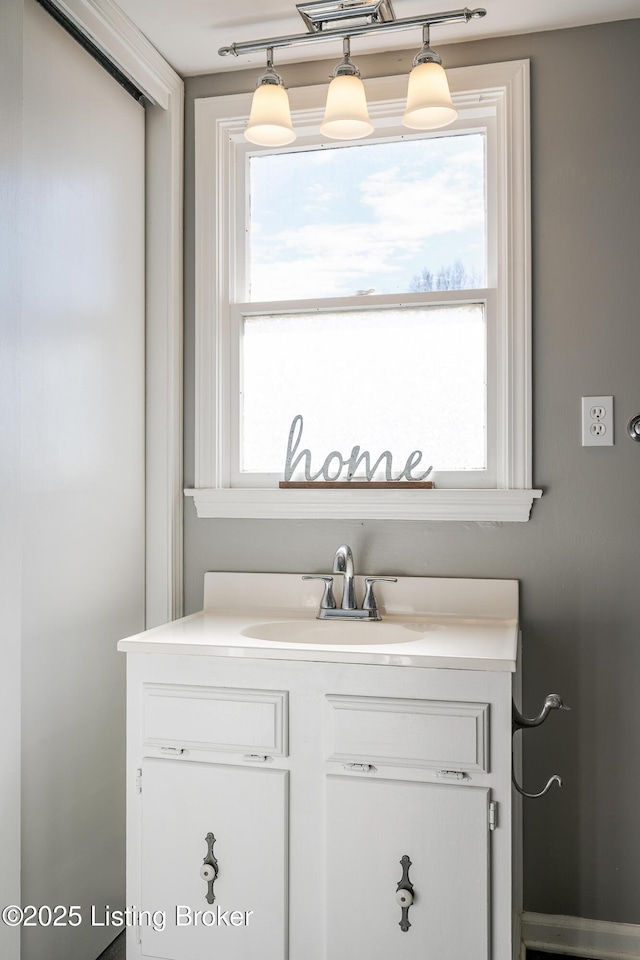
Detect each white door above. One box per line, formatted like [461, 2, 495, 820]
[20, 2, 145, 958]
[326, 776, 490, 959]
[141, 759, 289, 960]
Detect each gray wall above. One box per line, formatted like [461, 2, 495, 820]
[184, 20, 640, 923]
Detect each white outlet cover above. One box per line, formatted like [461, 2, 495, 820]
[582, 395, 614, 446]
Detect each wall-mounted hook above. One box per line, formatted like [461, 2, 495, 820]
[512, 693, 569, 799]
[513, 693, 570, 731]
[512, 766, 562, 799]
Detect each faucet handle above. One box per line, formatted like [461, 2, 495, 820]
[362, 577, 398, 617]
[302, 575, 336, 610]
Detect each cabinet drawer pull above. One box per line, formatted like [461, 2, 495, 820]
[202, 833, 219, 905]
[242, 754, 273, 763]
[436, 770, 470, 781]
[160, 746, 186, 755]
[343, 762, 376, 773]
[396, 855, 415, 932]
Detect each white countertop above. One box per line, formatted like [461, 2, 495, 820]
[118, 573, 519, 672]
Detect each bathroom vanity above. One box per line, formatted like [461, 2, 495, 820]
[118, 570, 522, 960]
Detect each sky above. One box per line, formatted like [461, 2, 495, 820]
[248, 131, 486, 301]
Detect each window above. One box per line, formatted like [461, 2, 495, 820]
[240, 305, 486, 478]
[248, 133, 486, 302]
[188, 61, 541, 520]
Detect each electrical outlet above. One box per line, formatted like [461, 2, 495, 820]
[582, 396, 614, 446]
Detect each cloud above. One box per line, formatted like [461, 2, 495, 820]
[360, 163, 484, 239]
[301, 183, 341, 212]
[250, 137, 485, 300]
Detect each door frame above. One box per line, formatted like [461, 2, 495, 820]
[51, 0, 184, 625]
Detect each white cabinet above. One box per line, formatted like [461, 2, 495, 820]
[139, 758, 288, 960]
[121, 571, 520, 960]
[326, 776, 490, 960]
[123, 652, 517, 960]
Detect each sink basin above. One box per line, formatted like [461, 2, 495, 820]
[240, 619, 421, 646]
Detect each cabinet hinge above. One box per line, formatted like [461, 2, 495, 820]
[488, 800, 498, 831]
[136, 768, 143, 795]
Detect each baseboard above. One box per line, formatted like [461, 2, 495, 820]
[522, 911, 640, 959]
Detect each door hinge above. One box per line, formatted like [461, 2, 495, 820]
[488, 800, 498, 831]
[136, 768, 143, 795]
[135, 924, 142, 945]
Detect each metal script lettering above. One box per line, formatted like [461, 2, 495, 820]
[284, 415, 432, 482]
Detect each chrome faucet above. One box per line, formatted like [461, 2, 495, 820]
[303, 544, 397, 621]
[333, 544, 356, 610]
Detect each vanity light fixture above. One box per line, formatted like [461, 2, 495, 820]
[244, 48, 296, 146]
[320, 37, 373, 140]
[219, 2, 486, 147]
[403, 25, 457, 130]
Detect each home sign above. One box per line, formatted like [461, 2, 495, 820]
[280, 415, 434, 488]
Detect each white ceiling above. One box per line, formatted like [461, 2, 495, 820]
[116, 0, 640, 76]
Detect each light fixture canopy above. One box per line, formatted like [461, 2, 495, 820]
[297, 0, 395, 34]
[320, 38, 373, 140]
[403, 25, 457, 130]
[245, 48, 296, 147]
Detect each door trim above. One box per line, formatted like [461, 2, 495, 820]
[50, 0, 184, 625]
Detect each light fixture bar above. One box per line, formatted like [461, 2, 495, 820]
[219, 6, 486, 58]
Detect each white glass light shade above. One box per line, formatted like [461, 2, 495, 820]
[320, 74, 373, 140]
[245, 83, 296, 146]
[403, 61, 457, 130]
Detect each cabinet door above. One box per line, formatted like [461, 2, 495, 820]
[140, 758, 288, 960]
[326, 776, 490, 960]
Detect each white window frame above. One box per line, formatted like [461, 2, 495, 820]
[187, 59, 541, 521]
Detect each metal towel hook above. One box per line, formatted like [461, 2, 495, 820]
[512, 770, 562, 800]
[513, 693, 570, 730]
[512, 693, 570, 799]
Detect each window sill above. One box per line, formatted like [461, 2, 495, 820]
[184, 488, 542, 522]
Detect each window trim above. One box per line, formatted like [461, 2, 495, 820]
[187, 59, 542, 521]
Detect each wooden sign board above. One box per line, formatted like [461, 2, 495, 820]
[279, 481, 435, 489]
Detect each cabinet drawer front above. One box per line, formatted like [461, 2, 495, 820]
[326, 695, 488, 772]
[143, 683, 288, 756]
